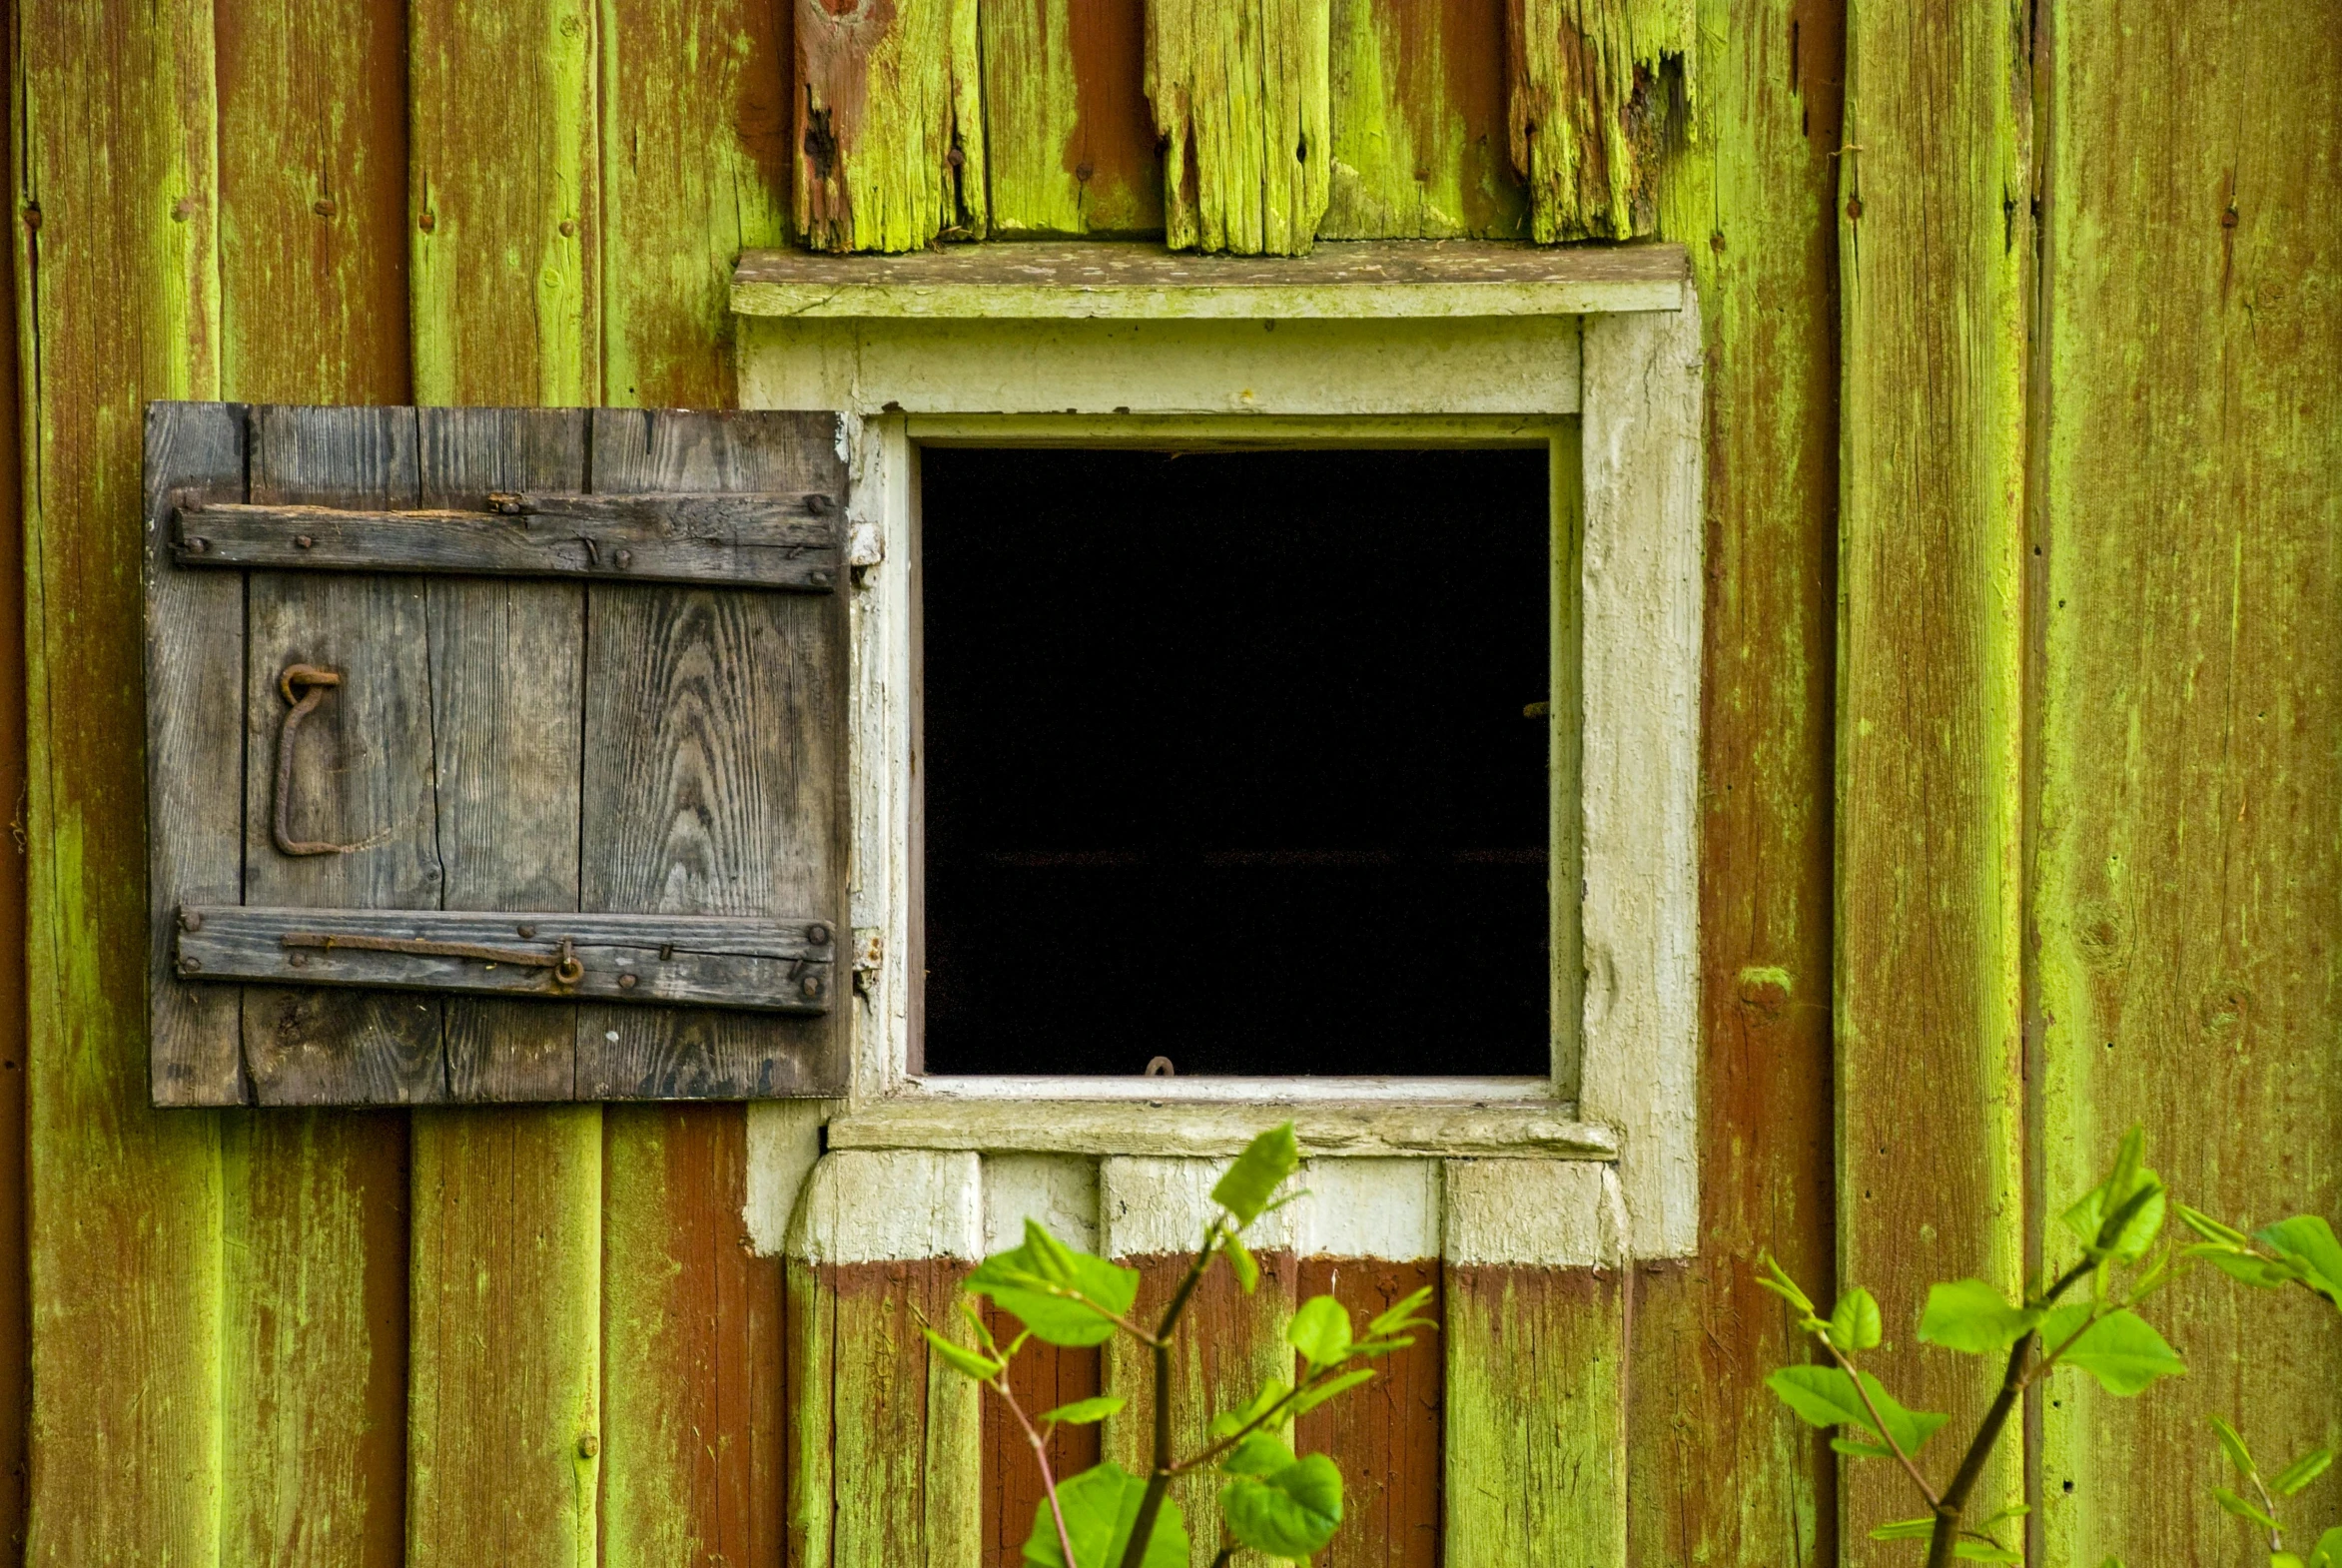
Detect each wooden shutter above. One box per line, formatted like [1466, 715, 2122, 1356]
[144, 402, 850, 1107]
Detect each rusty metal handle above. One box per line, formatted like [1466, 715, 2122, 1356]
[273, 663, 366, 857]
[281, 931, 585, 987]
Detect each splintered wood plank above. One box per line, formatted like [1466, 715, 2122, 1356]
[241, 404, 445, 1107]
[2032, 6, 2342, 1560]
[601, 1107, 786, 1568]
[794, 0, 986, 253]
[145, 402, 252, 1106]
[577, 409, 848, 1100]
[982, 0, 1164, 237]
[406, 1107, 602, 1568]
[1441, 1265, 1625, 1563]
[1503, 0, 1696, 241]
[1099, 1158, 1299, 1568]
[1837, 0, 2030, 1553]
[599, 0, 792, 405]
[414, 405, 589, 1103]
[1320, 0, 1525, 240]
[407, 0, 599, 405]
[1291, 1260, 1441, 1568]
[18, 0, 229, 1558]
[1626, 0, 1843, 1560]
[1144, 0, 1331, 254]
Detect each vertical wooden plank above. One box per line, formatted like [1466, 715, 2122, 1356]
[795, 0, 987, 254]
[413, 405, 588, 1104]
[0, 13, 29, 1545]
[15, 0, 228, 1555]
[1628, 0, 1845, 1558]
[1502, 0, 1696, 242]
[598, 0, 792, 407]
[785, 1151, 984, 1568]
[576, 407, 848, 1101]
[1439, 1161, 1625, 1566]
[1319, 0, 1525, 240]
[215, 2, 417, 1555]
[982, 0, 1165, 237]
[1291, 1260, 1441, 1568]
[1099, 1158, 1299, 1568]
[2031, 4, 2342, 1560]
[407, 0, 599, 406]
[241, 404, 446, 1107]
[407, 1106, 603, 1568]
[1838, 0, 2031, 1553]
[1144, 0, 1331, 254]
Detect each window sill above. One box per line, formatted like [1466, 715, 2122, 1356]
[823, 1082, 1617, 1160]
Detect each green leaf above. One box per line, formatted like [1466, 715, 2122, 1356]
[968, 1220, 1143, 1349]
[2212, 1415, 2259, 1477]
[1222, 1432, 1297, 1477]
[1870, 1518, 1938, 1541]
[1832, 1437, 1896, 1459]
[2178, 1204, 2253, 1247]
[1219, 1451, 1343, 1562]
[1764, 1365, 1947, 1456]
[924, 1326, 1005, 1381]
[2040, 1306, 2185, 1395]
[2274, 1555, 2308, 1568]
[1830, 1287, 1884, 1351]
[2061, 1128, 2166, 1262]
[2259, 1216, 2342, 1308]
[1208, 1378, 1289, 1440]
[1919, 1278, 2042, 1354]
[1023, 1462, 1189, 1568]
[1219, 1231, 1259, 1294]
[2190, 1246, 2309, 1291]
[1953, 1540, 2022, 1562]
[1288, 1367, 1375, 1417]
[1041, 1396, 1126, 1427]
[1212, 1125, 1300, 1226]
[2273, 1447, 2335, 1496]
[1366, 1285, 1435, 1338]
[1756, 1252, 1819, 1317]
[1287, 1295, 1353, 1368]
[2214, 1487, 2280, 1532]
[2308, 1527, 2342, 1568]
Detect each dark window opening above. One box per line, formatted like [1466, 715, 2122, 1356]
[919, 447, 1553, 1078]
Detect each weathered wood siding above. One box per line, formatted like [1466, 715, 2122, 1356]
[7, 1, 2339, 1565]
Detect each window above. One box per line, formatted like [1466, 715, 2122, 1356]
[918, 446, 1554, 1078]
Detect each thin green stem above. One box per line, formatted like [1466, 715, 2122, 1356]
[991, 1376, 1080, 1568]
[1117, 1218, 1229, 1568]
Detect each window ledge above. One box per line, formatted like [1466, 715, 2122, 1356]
[824, 1088, 1618, 1161]
[732, 239, 1689, 322]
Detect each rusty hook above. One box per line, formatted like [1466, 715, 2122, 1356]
[273, 663, 367, 856]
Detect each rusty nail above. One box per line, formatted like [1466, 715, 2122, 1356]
[807, 923, 830, 946]
[1846, 196, 1864, 220]
[19, 205, 39, 231]
[295, 534, 315, 549]
[487, 492, 523, 515]
[186, 536, 210, 553]
[619, 973, 638, 990]
[1076, 162, 1095, 182]
[559, 219, 577, 237]
[179, 957, 202, 975]
[2221, 208, 2240, 228]
[805, 492, 832, 515]
[289, 953, 309, 968]
[313, 198, 337, 219]
[946, 146, 965, 169]
[516, 923, 536, 938]
[659, 943, 675, 961]
[801, 976, 821, 999]
[807, 570, 832, 588]
[179, 909, 203, 932]
[614, 548, 632, 568]
[417, 210, 436, 233]
[578, 1433, 599, 1459]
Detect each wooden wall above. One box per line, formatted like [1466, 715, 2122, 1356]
[4, 0, 2337, 1565]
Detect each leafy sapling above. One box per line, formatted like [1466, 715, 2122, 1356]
[2178, 1202, 2342, 1565]
[923, 1125, 1437, 1568]
[1761, 1128, 2187, 1568]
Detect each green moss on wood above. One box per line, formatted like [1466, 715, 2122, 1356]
[1505, 0, 1697, 241]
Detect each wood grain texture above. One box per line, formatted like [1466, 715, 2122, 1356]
[1503, 0, 1695, 242]
[1441, 1265, 1624, 1565]
[598, 0, 793, 407]
[576, 409, 849, 1100]
[982, 1305, 1104, 1565]
[0, 19, 31, 1548]
[16, 0, 228, 1557]
[1626, 0, 1843, 1558]
[1320, 0, 1526, 240]
[795, 0, 987, 253]
[1292, 1260, 1441, 1568]
[600, 1106, 786, 1568]
[406, 1107, 603, 1568]
[145, 403, 254, 1105]
[982, 0, 1164, 237]
[407, 0, 599, 406]
[1837, 0, 2030, 1553]
[1144, 0, 1331, 254]
[242, 404, 447, 1107]
[2030, 3, 2342, 1560]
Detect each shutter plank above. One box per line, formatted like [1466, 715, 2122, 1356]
[414, 406, 590, 1102]
[242, 404, 445, 1106]
[577, 409, 848, 1099]
[145, 401, 252, 1105]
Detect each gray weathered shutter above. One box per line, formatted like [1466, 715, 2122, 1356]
[144, 402, 849, 1106]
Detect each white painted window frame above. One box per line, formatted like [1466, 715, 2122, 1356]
[735, 255, 1702, 1258]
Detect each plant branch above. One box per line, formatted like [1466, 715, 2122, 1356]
[1116, 1217, 1230, 1568]
[1170, 1361, 1347, 1476]
[990, 1377, 1080, 1568]
[1820, 1337, 1940, 1511]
